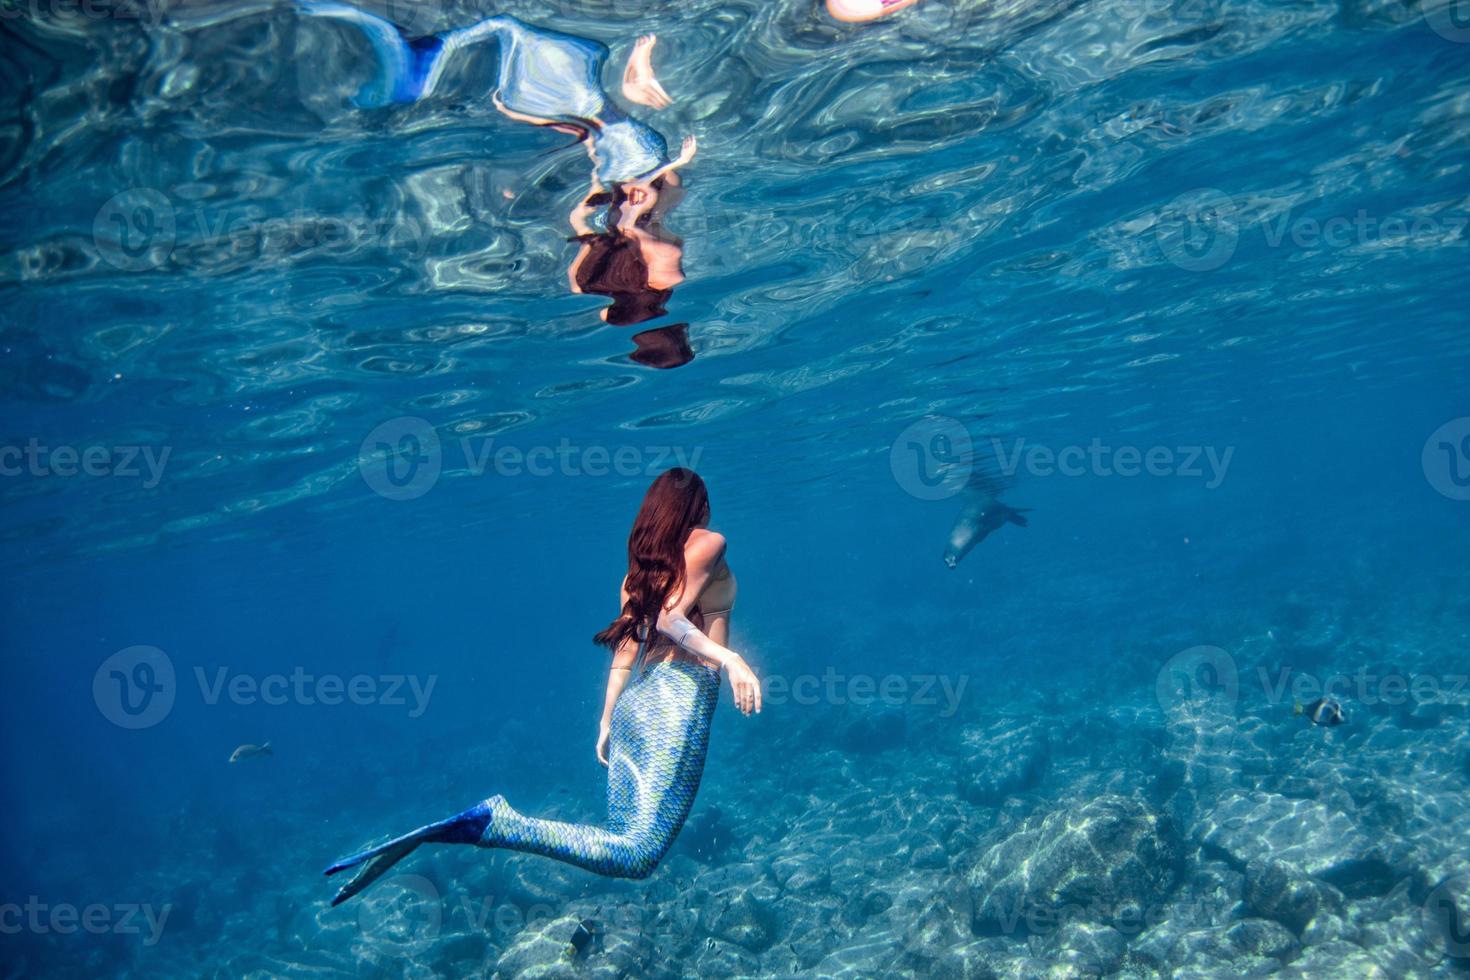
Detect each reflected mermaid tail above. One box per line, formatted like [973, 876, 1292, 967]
[324, 660, 719, 905]
[297, 3, 671, 183]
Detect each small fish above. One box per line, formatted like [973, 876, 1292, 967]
[565, 918, 599, 959]
[229, 742, 272, 763]
[567, 922, 602, 957]
[1294, 699, 1345, 727]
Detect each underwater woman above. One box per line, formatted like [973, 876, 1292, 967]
[323, 468, 760, 905]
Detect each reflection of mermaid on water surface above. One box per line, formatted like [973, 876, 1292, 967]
[300, 3, 697, 366]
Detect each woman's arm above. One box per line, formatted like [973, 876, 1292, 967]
[656, 532, 762, 715]
[597, 583, 640, 764]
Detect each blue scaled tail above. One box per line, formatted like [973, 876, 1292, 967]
[295, 2, 672, 183]
[324, 660, 719, 906]
[297, 1, 461, 107]
[323, 801, 492, 906]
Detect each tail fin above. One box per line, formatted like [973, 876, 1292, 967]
[324, 833, 425, 906]
[1003, 506, 1031, 528]
[297, 1, 440, 106]
[261, 742, 272, 755]
[324, 800, 493, 906]
[1293, 702, 1304, 716]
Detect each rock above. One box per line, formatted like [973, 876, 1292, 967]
[1198, 791, 1395, 889]
[932, 942, 1001, 980]
[490, 914, 580, 980]
[1224, 918, 1299, 960]
[1243, 857, 1333, 935]
[911, 840, 950, 870]
[1281, 939, 1392, 978]
[956, 718, 1049, 806]
[781, 862, 832, 895]
[1048, 920, 1128, 975]
[702, 891, 777, 954]
[840, 888, 893, 927]
[968, 795, 1181, 935]
[1422, 873, 1470, 965]
[833, 705, 906, 753]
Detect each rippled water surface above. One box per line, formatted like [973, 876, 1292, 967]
[4, 0, 1466, 554]
[2, 0, 1468, 976]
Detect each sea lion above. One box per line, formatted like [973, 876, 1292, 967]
[942, 490, 1030, 569]
[229, 742, 272, 763]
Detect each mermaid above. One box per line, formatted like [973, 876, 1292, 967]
[297, 3, 695, 186]
[298, 3, 698, 361]
[324, 468, 760, 905]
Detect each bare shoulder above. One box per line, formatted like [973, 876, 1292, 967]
[685, 528, 727, 564]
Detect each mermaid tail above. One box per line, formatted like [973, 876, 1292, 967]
[297, 1, 456, 106]
[296, 3, 671, 183]
[325, 660, 718, 905]
[324, 801, 492, 906]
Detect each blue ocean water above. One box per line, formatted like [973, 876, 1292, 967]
[2, 0, 1469, 976]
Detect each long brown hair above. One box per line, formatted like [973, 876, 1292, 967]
[594, 468, 709, 650]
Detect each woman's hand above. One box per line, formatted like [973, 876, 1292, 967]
[596, 721, 612, 766]
[727, 657, 762, 716]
